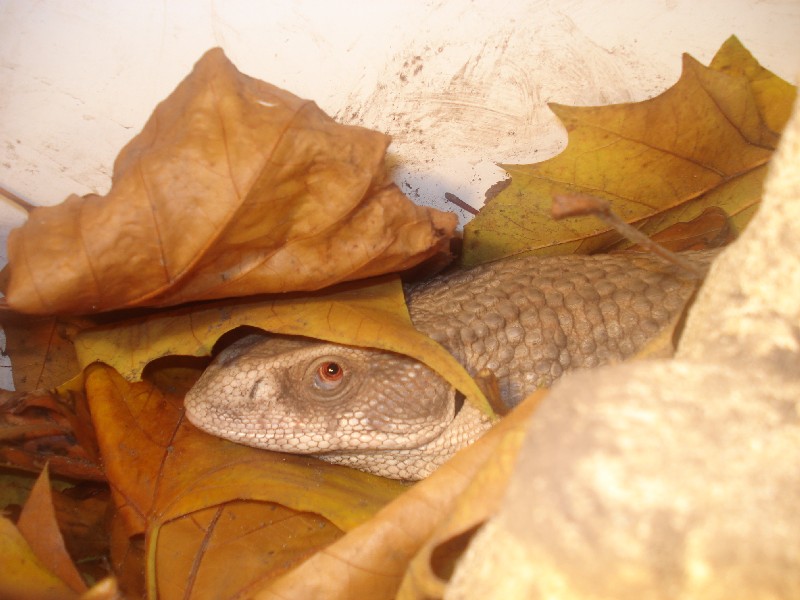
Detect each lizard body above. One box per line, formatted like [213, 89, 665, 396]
[184, 251, 713, 479]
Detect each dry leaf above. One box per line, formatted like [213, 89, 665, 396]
[156, 501, 341, 599]
[0, 516, 78, 600]
[397, 391, 545, 599]
[463, 36, 796, 265]
[624, 206, 735, 252]
[0, 316, 82, 391]
[5, 48, 456, 315]
[82, 363, 405, 596]
[709, 35, 797, 133]
[49, 484, 112, 587]
[17, 467, 87, 594]
[0, 387, 103, 481]
[74, 276, 494, 417]
[0, 472, 111, 587]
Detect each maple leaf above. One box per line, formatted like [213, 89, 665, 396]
[462, 36, 797, 265]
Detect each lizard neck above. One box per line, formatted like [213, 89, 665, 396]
[319, 392, 493, 480]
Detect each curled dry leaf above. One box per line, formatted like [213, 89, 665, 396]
[463, 36, 796, 265]
[4, 47, 456, 316]
[397, 391, 545, 600]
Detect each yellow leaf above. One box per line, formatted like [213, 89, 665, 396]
[17, 467, 87, 594]
[153, 501, 342, 600]
[0, 516, 77, 600]
[709, 35, 797, 134]
[462, 36, 795, 265]
[75, 277, 494, 417]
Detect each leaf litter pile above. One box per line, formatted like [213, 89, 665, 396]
[0, 37, 795, 599]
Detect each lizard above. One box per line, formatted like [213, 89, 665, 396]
[184, 250, 714, 480]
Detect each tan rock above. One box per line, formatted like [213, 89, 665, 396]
[446, 92, 800, 600]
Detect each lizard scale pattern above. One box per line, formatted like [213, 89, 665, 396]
[185, 251, 713, 479]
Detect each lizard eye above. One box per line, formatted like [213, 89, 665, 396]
[313, 361, 345, 391]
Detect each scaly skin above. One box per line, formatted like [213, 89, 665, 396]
[184, 251, 713, 479]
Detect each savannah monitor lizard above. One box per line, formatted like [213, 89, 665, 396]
[184, 251, 713, 480]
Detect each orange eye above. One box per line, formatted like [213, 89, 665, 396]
[319, 362, 343, 381]
[314, 361, 345, 391]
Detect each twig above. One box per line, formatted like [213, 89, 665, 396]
[552, 193, 706, 278]
[474, 367, 511, 416]
[444, 192, 479, 215]
[0, 185, 36, 213]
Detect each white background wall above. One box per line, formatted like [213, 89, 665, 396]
[0, 0, 798, 387]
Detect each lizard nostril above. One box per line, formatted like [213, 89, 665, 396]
[249, 378, 265, 400]
[314, 361, 345, 391]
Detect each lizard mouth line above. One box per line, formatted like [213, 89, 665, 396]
[195, 419, 455, 455]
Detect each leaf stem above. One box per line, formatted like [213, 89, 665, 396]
[551, 193, 706, 278]
[0, 184, 36, 213]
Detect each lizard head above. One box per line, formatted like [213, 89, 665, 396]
[184, 333, 459, 459]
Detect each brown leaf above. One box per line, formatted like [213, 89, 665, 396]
[155, 501, 341, 599]
[5, 48, 456, 316]
[0, 316, 82, 392]
[0, 386, 103, 481]
[399, 393, 545, 598]
[83, 363, 405, 595]
[462, 36, 795, 265]
[50, 484, 112, 587]
[623, 206, 736, 252]
[107, 512, 145, 598]
[17, 466, 87, 594]
[0, 516, 78, 600]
